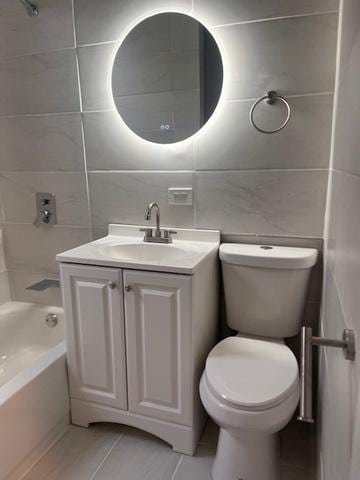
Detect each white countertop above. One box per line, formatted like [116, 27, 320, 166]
[56, 224, 220, 274]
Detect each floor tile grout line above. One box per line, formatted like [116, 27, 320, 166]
[18, 422, 72, 480]
[169, 455, 184, 480]
[88, 427, 129, 480]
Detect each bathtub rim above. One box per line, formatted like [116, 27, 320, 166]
[0, 340, 66, 407]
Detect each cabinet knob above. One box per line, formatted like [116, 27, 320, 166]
[108, 281, 116, 289]
[124, 285, 132, 292]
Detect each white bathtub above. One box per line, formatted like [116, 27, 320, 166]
[0, 302, 69, 480]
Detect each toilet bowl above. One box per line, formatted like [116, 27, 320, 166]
[200, 336, 299, 480]
[200, 243, 318, 480]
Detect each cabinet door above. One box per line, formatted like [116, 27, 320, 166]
[124, 270, 192, 425]
[61, 264, 127, 410]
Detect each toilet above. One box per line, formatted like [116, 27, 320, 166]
[200, 243, 318, 480]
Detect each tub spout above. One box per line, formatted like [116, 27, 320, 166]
[26, 279, 60, 291]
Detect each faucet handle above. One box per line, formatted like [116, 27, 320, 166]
[163, 229, 177, 240]
[139, 227, 153, 239]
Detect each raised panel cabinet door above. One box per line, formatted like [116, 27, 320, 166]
[61, 264, 127, 410]
[124, 270, 192, 425]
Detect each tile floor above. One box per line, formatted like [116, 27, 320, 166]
[23, 419, 312, 480]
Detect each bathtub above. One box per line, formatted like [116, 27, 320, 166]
[0, 302, 69, 480]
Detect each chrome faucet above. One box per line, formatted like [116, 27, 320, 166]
[141, 202, 177, 243]
[145, 202, 161, 238]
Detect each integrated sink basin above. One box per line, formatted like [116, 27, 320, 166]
[56, 224, 220, 274]
[97, 243, 201, 263]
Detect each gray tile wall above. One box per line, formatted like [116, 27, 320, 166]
[319, 1, 360, 479]
[0, 0, 338, 306]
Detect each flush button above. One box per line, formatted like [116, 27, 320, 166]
[260, 245, 273, 250]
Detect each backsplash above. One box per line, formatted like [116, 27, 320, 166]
[0, 0, 338, 305]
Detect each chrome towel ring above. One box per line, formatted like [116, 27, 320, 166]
[250, 91, 291, 134]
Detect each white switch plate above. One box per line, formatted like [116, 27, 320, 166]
[168, 187, 193, 206]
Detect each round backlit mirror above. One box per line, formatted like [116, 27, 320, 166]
[111, 13, 223, 144]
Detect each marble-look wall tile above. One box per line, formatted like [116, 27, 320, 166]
[0, 198, 4, 225]
[194, 0, 338, 27]
[0, 229, 9, 305]
[221, 233, 323, 250]
[216, 13, 337, 100]
[320, 3, 360, 480]
[0, 172, 90, 226]
[195, 170, 328, 236]
[195, 95, 333, 170]
[0, 272, 11, 305]
[83, 111, 193, 171]
[92, 227, 108, 241]
[0, 0, 74, 58]
[0, 50, 80, 115]
[9, 271, 62, 307]
[74, 0, 192, 46]
[332, 5, 360, 176]
[0, 114, 84, 172]
[327, 170, 360, 331]
[4, 225, 91, 274]
[88, 171, 194, 227]
[0, 0, 336, 321]
[0, 230, 8, 273]
[320, 269, 356, 480]
[78, 43, 116, 111]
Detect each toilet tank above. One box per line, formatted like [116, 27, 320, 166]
[220, 244, 318, 338]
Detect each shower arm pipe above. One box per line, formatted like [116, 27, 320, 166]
[20, 0, 39, 16]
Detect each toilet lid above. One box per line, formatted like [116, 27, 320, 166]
[205, 337, 298, 410]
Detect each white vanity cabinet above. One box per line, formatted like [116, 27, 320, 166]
[124, 270, 192, 425]
[61, 265, 127, 410]
[60, 248, 218, 455]
[58, 224, 220, 454]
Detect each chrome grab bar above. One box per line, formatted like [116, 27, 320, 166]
[298, 326, 355, 423]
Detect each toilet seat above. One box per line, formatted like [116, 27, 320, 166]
[205, 336, 298, 411]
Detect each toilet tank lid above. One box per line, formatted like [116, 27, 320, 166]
[220, 243, 318, 269]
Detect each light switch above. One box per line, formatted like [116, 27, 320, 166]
[168, 187, 193, 206]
